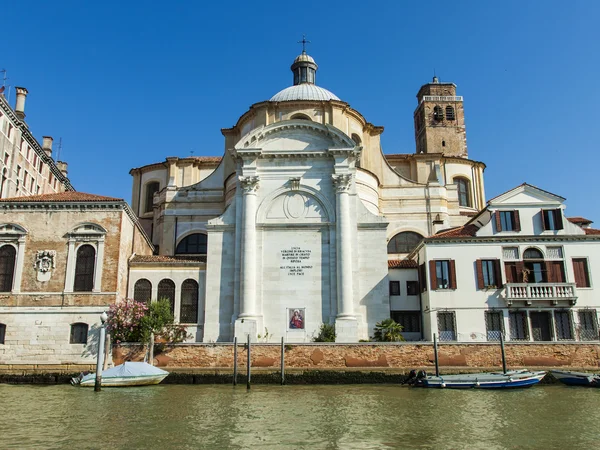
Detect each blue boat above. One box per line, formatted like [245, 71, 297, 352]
[410, 369, 546, 389]
[550, 370, 600, 387]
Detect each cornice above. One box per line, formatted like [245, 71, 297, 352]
[423, 235, 600, 245]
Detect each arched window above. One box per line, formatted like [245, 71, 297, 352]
[523, 248, 546, 283]
[180, 279, 199, 323]
[157, 279, 176, 314]
[290, 113, 311, 121]
[176, 233, 207, 255]
[0, 323, 6, 344]
[144, 182, 160, 213]
[351, 134, 362, 146]
[445, 105, 455, 120]
[454, 178, 471, 207]
[0, 245, 16, 292]
[433, 105, 444, 121]
[74, 245, 95, 292]
[387, 232, 423, 254]
[134, 279, 152, 304]
[70, 323, 89, 344]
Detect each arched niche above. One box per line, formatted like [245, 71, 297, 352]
[257, 185, 334, 225]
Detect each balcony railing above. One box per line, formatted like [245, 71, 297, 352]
[505, 283, 577, 306]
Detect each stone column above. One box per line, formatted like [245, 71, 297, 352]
[333, 174, 357, 342]
[239, 175, 260, 318]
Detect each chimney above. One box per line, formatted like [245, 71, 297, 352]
[56, 161, 68, 178]
[42, 136, 53, 157]
[15, 87, 28, 120]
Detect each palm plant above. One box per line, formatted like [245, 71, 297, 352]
[373, 318, 405, 342]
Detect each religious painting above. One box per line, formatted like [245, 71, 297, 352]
[288, 308, 305, 330]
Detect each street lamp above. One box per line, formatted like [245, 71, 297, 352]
[94, 311, 108, 392]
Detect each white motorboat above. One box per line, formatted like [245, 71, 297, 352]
[71, 361, 169, 387]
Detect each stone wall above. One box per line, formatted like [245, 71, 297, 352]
[114, 342, 600, 370]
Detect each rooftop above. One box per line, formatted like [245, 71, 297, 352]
[0, 191, 123, 203]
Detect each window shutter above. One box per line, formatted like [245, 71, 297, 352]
[494, 260, 503, 287]
[476, 259, 484, 290]
[504, 262, 516, 283]
[541, 209, 548, 230]
[449, 260, 457, 289]
[515, 261, 525, 282]
[545, 261, 554, 283]
[513, 211, 521, 232]
[429, 260, 438, 290]
[572, 259, 590, 288]
[419, 263, 427, 292]
[555, 209, 564, 230]
[495, 211, 502, 232]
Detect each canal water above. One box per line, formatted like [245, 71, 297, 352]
[1, 384, 598, 449]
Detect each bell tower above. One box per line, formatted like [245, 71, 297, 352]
[414, 77, 467, 158]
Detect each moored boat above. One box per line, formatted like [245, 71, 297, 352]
[550, 370, 600, 387]
[410, 369, 546, 389]
[71, 361, 169, 387]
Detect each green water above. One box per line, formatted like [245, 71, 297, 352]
[0, 383, 598, 449]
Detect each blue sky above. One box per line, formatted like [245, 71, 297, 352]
[2, 1, 598, 222]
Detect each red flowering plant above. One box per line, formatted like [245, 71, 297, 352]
[106, 298, 189, 344]
[106, 298, 148, 343]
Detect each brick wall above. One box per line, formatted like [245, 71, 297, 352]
[114, 342, 600, 370]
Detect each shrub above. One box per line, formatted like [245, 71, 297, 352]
[313, 323, 336, 342]
[373, 318, 405, 342]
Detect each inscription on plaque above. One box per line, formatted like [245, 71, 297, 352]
[280, 246, 313, 276]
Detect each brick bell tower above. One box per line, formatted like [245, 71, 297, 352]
[413, 77, 467, 158]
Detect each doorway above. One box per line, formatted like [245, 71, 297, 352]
[530, 312, 552, 341]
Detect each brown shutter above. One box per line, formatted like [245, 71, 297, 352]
[495, 211, 502, 232]
[476, 259, 484, 290]
[513, 211, 521, 232]
[494, 260, 503, 287]
[419, 263, 427, 292]
[573, 259, 590, 288]
[545, 261, 553, 282]
[541, 209, 548, 230]
[555, 209, 564, 230]
[449, 259, 457, 289]
[515, 261, 525, 282]
[429, 260, 438, 290]
[504, 262, 515, 283]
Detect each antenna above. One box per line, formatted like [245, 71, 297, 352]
[57, 137, 63, 161]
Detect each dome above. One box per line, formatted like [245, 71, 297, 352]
[293, 52, 316, 64]
[270, 84, 340, 102]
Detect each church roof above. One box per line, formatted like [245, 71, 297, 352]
[388, 259, 418, 269]
[0, 191, 123, 202]
[270, 84, 339, 102]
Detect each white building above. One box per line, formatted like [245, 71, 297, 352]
[406, 183, 600, 342]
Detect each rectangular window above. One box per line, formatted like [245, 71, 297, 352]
[496, 211, 520, 232]
[437, 311, 456, 341]
[39, 160, 43, 173]
[16, 165, 21, 177]
[389, 280, 400, 296]
[509, 311, 529, 341]
[436, 260, 450, 289]
[406, 281, 419, 296]
[0, 323, 5, 344]
[482, 260, 496, 287]
[29, 176, 34, 192]
[542, 209, 564, 231]
[391, 311, 421, 333]
[3, 153, 9, 165]
[578, 310, 598, 341]
[419, 263, 427, 292]
[572, 258, 591, 288]
[554, 311, 573, 340]
[546, 246, 563, 259]
[503, 247, 519, 261]
[485, 311, 504, 341]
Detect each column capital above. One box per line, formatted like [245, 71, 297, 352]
[332, 174, 352, 193]
[239, 175, 260, 194]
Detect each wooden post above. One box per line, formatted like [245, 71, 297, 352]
[500, 332, 507, 374]
[148, 332, 155, 366]
[280, 337, 285, 385]
[433, 333, 440, 377]
[246, 334, 251, 390]
[233, 337, 238, 386]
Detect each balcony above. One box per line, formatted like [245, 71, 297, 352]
[504, 283, 577, 306]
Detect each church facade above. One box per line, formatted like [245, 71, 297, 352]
[127, 50, 485, 343]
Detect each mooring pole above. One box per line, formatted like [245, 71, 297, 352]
[280, 336, 285, 385]
[94, 312, 108, 392]
[233, 337, 238, 386]
[246, 334, 251, 390]
[500, 332, 507, 374]
[433, 333, 440, 377]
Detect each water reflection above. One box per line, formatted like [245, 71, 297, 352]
[1, 384, 600, 449]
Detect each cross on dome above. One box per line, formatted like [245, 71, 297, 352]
[297, 34, 311, 53]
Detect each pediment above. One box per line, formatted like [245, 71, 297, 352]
[488, 184, 565, 207]
[235, 120, 356, 154]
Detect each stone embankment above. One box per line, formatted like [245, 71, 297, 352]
[1, 342, 599, 384]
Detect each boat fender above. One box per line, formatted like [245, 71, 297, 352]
[475, 381, 481, 387]
[440, 382, 446, 388]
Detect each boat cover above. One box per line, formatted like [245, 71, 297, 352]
[81, 362, 168, 383]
